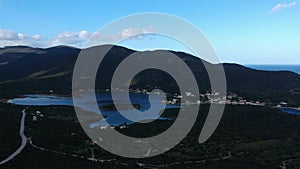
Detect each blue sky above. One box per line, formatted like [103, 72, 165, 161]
[0, 0, 299, 64]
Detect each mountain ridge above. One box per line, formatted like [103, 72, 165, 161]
[0, 45, 299, 105]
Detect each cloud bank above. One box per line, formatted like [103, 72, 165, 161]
[0, 27, 157, 48]
[270, 2, 298, 13]
[0, 29, 44, 47]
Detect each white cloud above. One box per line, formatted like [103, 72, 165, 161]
[0, 29, 44, 47]
[0, 27, 157, 48]
[0, 29, 21, 40]
[120, 27, 156, 38]
[270, 2, 298, 13]
[49, 30, 93, 46]
[87, 27, 157, 46]
[32, 34, 41, 40]
[50, 27, 157, 47]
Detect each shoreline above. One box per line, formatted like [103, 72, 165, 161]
[284, 107, 300, 111]
[275, 107, 300, 111]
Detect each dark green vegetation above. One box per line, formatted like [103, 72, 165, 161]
[1, 45, 300, 168]
[1, 103, 299, 169]
[1, 45, 300, 106]
[0, 103, 23, 160]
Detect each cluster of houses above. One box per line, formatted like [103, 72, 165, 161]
[163, 91, 268, 106]
[106, 88, 290, 107]
[276, 102, 288, 108]
[98, 123, 128, 130]
[71, 86, 291, 108]
[31, 111, 44, 122]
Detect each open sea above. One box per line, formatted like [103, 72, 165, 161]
[245, 65, 300, 74]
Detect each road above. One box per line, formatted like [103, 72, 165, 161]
[0, 109, 27, 165]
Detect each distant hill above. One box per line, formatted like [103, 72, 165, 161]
[0, 45, 299, 105]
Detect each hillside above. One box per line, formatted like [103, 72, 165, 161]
[0, 45, 299, 105]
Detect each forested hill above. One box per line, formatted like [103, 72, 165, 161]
[0, 45, 299, 105]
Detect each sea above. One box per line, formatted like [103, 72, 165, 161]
[245, 65, 300, 74]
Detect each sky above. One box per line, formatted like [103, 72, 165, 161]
[0, 0, 299, 64]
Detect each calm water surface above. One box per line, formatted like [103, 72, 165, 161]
[8, 92, 179, 127]
[278, 108, 300, 115]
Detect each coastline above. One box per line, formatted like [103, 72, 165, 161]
[276, 107, 300, 111]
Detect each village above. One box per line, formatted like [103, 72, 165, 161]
[122, 88, 290, 108]
[26, 88, 292, 132]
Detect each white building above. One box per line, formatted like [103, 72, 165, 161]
[33, 116, 37, 121]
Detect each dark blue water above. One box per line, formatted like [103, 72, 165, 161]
[278, 108, 300, 115]
[8, 93, 179, 127]
[246, 65, 300, 74]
